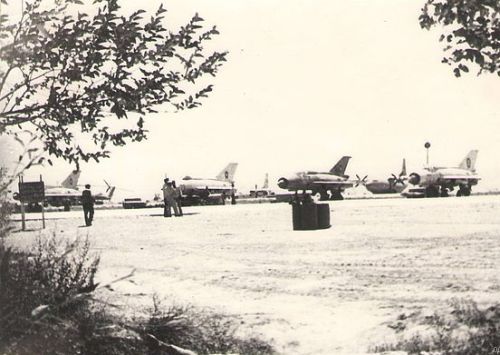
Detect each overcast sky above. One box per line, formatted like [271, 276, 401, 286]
[3, 0, 500, 199]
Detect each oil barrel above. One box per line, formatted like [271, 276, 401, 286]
[299, 203, 318, 230]
[292, 202, 302, 230]
[316, 203, 330, 229]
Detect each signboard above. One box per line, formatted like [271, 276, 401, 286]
[18, 181, 45, 202]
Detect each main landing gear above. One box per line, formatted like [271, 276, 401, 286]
[312, 188, 329, 201]
[456, 185, 471, 197]
[330, 190, 344, 201]
[425, 185, 471, 197]
[312, 188, 344, 201]
[424, 186, 440, 198]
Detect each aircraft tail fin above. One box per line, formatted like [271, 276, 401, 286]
[104, 180, 116, 200]
[216, 163, 238, 182]
[329, 156, 351, 176]
[262, 173, 269, 189]
[458, 150, 479, 171]
[61, 170, 81, 189]
[400, 158, 407, 176]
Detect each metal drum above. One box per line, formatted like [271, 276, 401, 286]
[316, 203, 331, 229]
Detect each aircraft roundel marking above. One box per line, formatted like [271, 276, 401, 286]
[466, 158, 471, 169]
[225, 171, 229, 179]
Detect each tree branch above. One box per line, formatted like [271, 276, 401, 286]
[0, 66, 16, 98]
[0, 69, 56, 105]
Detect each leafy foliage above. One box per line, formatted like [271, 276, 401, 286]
[420, 0, 500, 77]
[0, 0, 227, 168]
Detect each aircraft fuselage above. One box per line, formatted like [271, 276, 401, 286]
[403, 167, 480, 198]
[277, 171, 353, 200]
[180, 178, 234, 195]
[365, 180, 406, 194]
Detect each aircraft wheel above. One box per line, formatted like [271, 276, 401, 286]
[312, 190, 322, 200]
[331, 190, 344, 200]
[440, 188, 449, 197]
[457, 185, 471, 197]
[425, 186, 439, 198]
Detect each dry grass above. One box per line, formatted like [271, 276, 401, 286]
[373, 298, 500, 355]
[145, 297, 275, 355]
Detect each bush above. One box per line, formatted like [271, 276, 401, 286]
[373, 298, 500, 355]
[145, 297, 275, 355]
[0, 235, 100, 354]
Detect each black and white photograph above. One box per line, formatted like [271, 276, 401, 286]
[0, 0, 499, 354]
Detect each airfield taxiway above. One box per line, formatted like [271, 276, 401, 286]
[8, 195, 500, 354]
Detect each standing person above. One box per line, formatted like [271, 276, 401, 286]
[162, 178, 172, 217]
[162, 180, 180, 217]
[172, 180, 183, 217]
[230, 182, 236, 205]
[81, 184, 94, 226]
[200, 186, 210, 205]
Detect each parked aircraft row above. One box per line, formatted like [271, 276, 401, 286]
[16, 148, 480, 209]
[277, 150, 480, 200]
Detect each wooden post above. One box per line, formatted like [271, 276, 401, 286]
[19, 175, 26, 231]
[41, 204, 46, 229]
[40, 175, 45, 229]
[20, 202, 26, 231]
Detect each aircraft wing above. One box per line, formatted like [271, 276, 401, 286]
[311, 181, 354, 187]
[44, 188, 81, 197]
[441, 175, 481, 180]
[193, 185, 232, 191]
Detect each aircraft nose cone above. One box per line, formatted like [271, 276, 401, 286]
[277, 177, 288, 189]
[408, 173, 420, 185]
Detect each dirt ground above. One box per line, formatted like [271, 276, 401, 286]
[8, 195, 500, 354]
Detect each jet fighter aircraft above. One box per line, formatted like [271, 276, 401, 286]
[277, 156, 353, 200]
[402, 150, 480, 198]
[42, 170, 82, 206]
[179, 163, 238, 205]
[250, 173, 275, 197]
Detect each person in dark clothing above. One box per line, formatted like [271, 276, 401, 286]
[200, 186, 210, 204]
[81, 184, 94, 226]
[230, 182, 236, 205]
